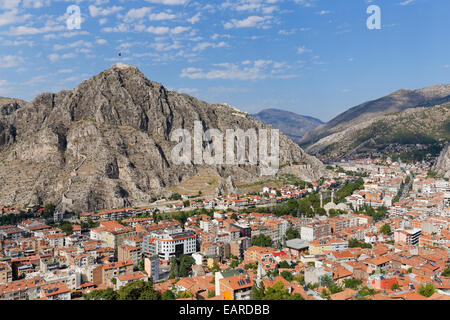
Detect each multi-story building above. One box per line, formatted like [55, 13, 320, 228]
[144, 255, 160, 281]
[90, 221, 137, 251]
[309, 238, 348, 255]
[301, 222, 332, 241]
[118, 245, 141, 266]
[230, 222, 252, 238]
[101, 260, 134, 286]
[394, 228, 422, 245]
[0, 262, 12, 284]
[143, 226, 197, 261]
[215, 269, 253, 300]
[0, 277, 45, 300]
[40, 282, 71, 300]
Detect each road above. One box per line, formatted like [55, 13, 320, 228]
[400, 175, 413, 201]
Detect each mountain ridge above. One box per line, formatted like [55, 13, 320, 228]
[300, 84, 450, 149]
[252, 108, 323, 142]
[0, 64, 327, 212]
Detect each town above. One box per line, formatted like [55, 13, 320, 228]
[0, 157, 449, 301]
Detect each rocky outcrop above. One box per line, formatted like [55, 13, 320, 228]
[433, 144, 450, 178]
[0, 64, 328, 212]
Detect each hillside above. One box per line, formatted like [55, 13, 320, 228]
[300, 84, 450, 148]
[304, 103, 450, 159]
[252, 108, 323, 142]
[0, 64, 327, 212]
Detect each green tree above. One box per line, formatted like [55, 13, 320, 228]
[418, 283, 435, 298]
[441, 268, 450, 277]
[278, 260, 291, 269]
[230, 260, 239, 268]
[380, 224, 391, 235]
[343, 278, 362, 290]
[320, 275, 335, 288]
[169, 256, 179, 279]
[161, 290, 176, 300]
[177, 291, 193, 299]
[358, 286, 377, 297]
[251, 234, 272, 247]
[210, 262, 221, 273]
[170, 193, 182, 201]
[280, 270, 293, 282]
[84, 288, 119, 300]
[118, 280, 160, 300]
[244, 263, 258, 270]
[391, 283, 400, 291]
[250, 283, 265, 300]
[285, 228, 300, 240]
[59, 222, 73, 235]
[178, 255, 195, 277]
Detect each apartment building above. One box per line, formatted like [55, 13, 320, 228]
[215, 269, 253, 300]
[101, 260, 134, 286]
[118, 245, 141, 266]
[90, 221, 137, 251]
[301, 222, 332, 241]
[394, 228, 422, 245]
[0, 262, 12, 284]
[143, 226, 196, 261]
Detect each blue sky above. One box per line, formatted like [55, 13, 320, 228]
[1, 0, 449, 122]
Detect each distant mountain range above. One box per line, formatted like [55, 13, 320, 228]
[298, 85, 450, 158]
[251, 108, 323, 142]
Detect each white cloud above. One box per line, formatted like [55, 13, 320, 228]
[181, 59, 298, 81]
[149, 12, 177, 20]
[146, 26, 170, 34]
[124, 7, 152, 21]
[145, 0, 189, 5]
[89, 5, 123, 17]
[187, 12, 201, 24]
[297, 46, 312, 54]
[0, 9, 31, 27]
[317, 10, 331, 15]
[47, 53, 76, 62]
[171, 26, 190, 34]
[0, 55, 23, 68]
[224, 15, 270, 29]
[192, 41, 226, 52]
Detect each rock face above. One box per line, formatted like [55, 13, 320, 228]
[251, 108, 323, 142]
[301, 84, 450, 148]
[433, 144, 450, 178]
[0, 64, 327, 212]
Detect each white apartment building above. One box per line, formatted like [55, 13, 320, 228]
[143, 226, 197, 261]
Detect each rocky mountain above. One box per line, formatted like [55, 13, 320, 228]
[433, 144, 450, 178]
[0, 63, 327, 212]
[300, 84, 450, 149]
[303, 103, 450, 159]
[251, 108, 323, 142]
